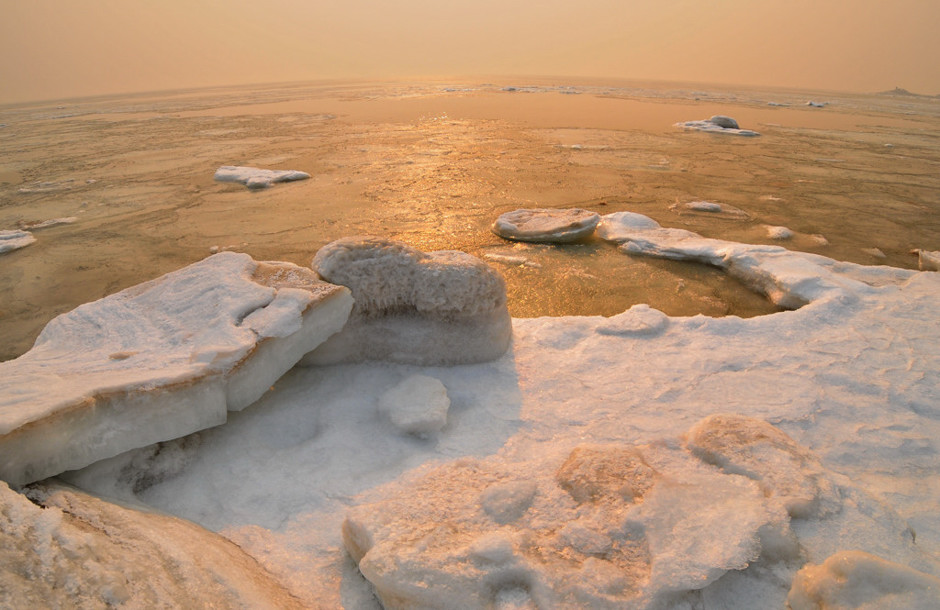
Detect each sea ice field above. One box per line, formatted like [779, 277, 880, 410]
[2, 79, 940, 608]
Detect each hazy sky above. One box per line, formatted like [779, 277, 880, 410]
[2, 0, 938, 103]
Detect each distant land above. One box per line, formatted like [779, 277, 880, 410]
[877, 87, 939, 98]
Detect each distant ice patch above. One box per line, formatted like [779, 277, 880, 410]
[214, 166, 311, 190]
[0, 230, 36, 255]
[675, 115, 760, 137]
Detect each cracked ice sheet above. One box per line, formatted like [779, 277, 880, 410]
[0, 251, 352, 486]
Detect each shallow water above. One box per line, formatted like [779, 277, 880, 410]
[2, 79, 939, 361]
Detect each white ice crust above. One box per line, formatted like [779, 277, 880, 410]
[0, 229, 36, 254]
[213, 165, 311, 190]
[491, 208, 601, 243]
[675, 115, 761, 137]
[378, 374, 450, 436]
[302, 236, 511, 365]
[0, 252, 352, 487]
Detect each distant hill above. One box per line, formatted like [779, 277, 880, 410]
[877, 87, 939, 98]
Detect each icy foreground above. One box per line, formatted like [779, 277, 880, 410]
[214, 165, 311, 190]
[0, 252, 352, 486]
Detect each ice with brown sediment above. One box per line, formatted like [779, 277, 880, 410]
[917, 249, 940, 271]
[301, 236, 511, 366]
[491, 208, 601, 243]
[213, 165, 311, 190]
[0, 251, 352, 487]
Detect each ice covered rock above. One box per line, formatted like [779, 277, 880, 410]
[675, 116, 760, 137]
[0, 229, 36, 254]
[378, 374, 450, 436]
[787, 550, 940, 610]
[214, 165, 311, 190]
[685, 414, 836, 518]
[301, 236, 511, 365]
[491, 208, 601, 243]
[0, 481, 303, 608]
[0, 252, 352, 487]
[342, 433, 793, 608]
[917, 249, 940, 271]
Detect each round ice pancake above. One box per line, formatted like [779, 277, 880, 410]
[492, 208, 600, 243]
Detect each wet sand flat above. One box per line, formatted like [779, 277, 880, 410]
[1, 79, 939, 361]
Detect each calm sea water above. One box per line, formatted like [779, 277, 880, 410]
[1, 79, 938, 361]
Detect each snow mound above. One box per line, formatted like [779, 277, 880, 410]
[596, 304, 669, 337]
[596, 211, 915, 309]
[214, 165, 311, 190]
[378, 374, 450, 436]
[302, 236, 511, 365]
[675, 116, 760, 137]
[492, 208, 601, 243]
[343, 416, 813, 608]
[0, 481, 303, 608]
[0, 230, 36, 254]
[0, 252, 352, 487]
[787, 550, 940, 610]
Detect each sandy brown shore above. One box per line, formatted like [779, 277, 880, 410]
[1, 79, 938, 361]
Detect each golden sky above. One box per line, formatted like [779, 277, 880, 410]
[2, 0, 938, 103]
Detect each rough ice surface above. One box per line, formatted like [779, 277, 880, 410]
[491, 208, 601, 243]
[378, 374, 450, 436]
[0, 252, 352, 487]
[788, 551, 940, 610]
[0, 480, 303, 609]
[918, 249, 940, 271]
[213, 165, 311, 190]
[0, 229, 36, 254]
[301, 236, 511, 365]
[675, 116, 760, 136]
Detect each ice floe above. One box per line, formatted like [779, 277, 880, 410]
[301, 236, 511, 366]
[492, 208, 601, 243]
[0, 252, 352, 486]
[0, 230, 36, 255]
[214, 165, 311, 190]
[22, 217, 78, 230]
[675, 115, 760, 137]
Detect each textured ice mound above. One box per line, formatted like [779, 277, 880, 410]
[0, 252, 352, 487]
[301, 236, 511, 365]
[788, 550, 940, 609]
[214, 165, 311, 190]
[342, 415, 837, 609]
[0, 229, 36, 254]
[379, 374, 450, 437]
[0, 481, 303, 608]
[675, 115, 760, 137]
[491, 208, 601, 243]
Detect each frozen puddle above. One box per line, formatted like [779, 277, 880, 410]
[4, 218, 940, 608]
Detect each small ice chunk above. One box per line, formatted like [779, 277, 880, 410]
[597, 304, 669, 337]
[378, 374, 450, 436]
[302, 237, 511, 366]
[0, 230, 36, 254]
[481, 480, 538, 524]
[707, 115, 739, 129]
[0, 252, 352, 487]
[863, 247, 887, 259]
[787, 550, 940, 610]
[765, 225, 794, 240]
[686, 200, 723, 212]
[22, 217, 78, 230]
[675, 117, 760, 137]
[492, 208, 600, 243]
[213, 165, 310, 190]
[555, 445, 658, 504]
[917, 249, 940, 271]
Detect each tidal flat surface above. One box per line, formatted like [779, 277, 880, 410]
[1, 79, 938, 361]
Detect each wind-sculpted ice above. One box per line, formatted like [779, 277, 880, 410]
[0, 252, 352, 487]
[675, 115, 760, 136]
[787, 550, 940, 609]
[0, 480, 303, 608]
[492, 208, 601, 243]
[597, 211, 915, 309]
[342, 416, 878, 609]
[301, 236, 511, 365]
[214, 165, 311, 190]
[0, 229, 36, 254]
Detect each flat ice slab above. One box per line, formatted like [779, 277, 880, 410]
[0, 230, 36, 254]
[214, 165, 311, 190]
[675, 115, 760, 137]
[492, 208, 601, 243]
[0, 252, 352, 487]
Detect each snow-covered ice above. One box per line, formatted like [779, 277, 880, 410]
[301, 236, 511, 366]
[491, 208, 601, 243]
[378, 374, 450, 436]
[0, 252, 352, 486]
[214, 165, 311, 190]
[675, 115, 760, 137]
[0, 229, 36, 254]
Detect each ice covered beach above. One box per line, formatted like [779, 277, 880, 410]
[2, 80, 940, 607]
